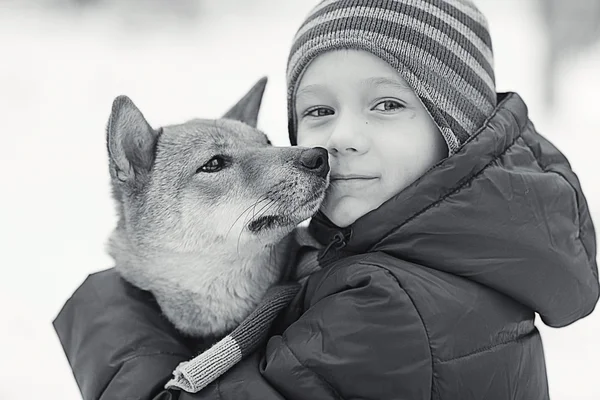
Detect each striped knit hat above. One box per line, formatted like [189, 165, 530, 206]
[287, 0, 497, 154]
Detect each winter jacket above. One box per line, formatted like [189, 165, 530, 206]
[54, 92, 599, 400]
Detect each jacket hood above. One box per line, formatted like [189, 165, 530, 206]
[310, 92, 598, 328]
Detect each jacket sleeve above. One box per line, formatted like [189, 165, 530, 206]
[53, 268, 196, 400]
[188, 262, 433, 400]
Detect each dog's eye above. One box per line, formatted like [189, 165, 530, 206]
[197, 156, 226, 173]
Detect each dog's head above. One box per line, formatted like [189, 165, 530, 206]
[107, 78, 329, 256]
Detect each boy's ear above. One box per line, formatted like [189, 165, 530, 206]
[106, 95, 160, 183]
[222, 77, 268, 128]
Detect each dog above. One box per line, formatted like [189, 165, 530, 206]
[105, 78, 329, 338]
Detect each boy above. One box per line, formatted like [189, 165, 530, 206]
[55, 1, 599, 399]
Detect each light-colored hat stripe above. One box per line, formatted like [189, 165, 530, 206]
[440, 0, 490, 30]
[401, 0, 493, 64]
[440, 125, 460, 154]
[300, 0, 345, 25]
[290, 8, 495, 106]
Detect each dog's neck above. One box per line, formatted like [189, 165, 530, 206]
[108, 228, 293, 338]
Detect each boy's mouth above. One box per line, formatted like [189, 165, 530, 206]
[331, 174, 377, 181]
[330, 175, 379, 189]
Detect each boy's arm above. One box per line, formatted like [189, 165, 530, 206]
[184, 262, 431, 400]
[55, 263, 430, 400]
[53, 269, 197, 400]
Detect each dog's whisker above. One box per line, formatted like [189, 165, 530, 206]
[236, 198, 276, 255]
[253, 198, 277, 221]
[233, 202, 271, 255]
[227, 197, 270, 239]
[251, 201, 280, 249]
[250, 195, 264, 221]
[247, 192, 273, 224]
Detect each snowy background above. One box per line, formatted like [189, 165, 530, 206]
[1, 0, 599, 398]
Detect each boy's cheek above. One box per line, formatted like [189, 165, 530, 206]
[297, 129, 327, 148]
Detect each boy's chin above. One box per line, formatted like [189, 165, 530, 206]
[322, 194, 395, 229]
[322, 198, 372, 228]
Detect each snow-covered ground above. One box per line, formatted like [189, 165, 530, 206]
[0, 0, 598, 398]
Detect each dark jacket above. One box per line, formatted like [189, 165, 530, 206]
[54, 92, 599, 400]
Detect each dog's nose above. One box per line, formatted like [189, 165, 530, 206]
[298, 147, 329, 178]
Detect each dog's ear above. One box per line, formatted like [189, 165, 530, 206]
[222, 77, 267, 128]
[106, 95, 160, 183]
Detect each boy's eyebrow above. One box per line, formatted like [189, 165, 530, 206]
[296, 77, 412, 98]
[296, 84, 325, 98]
[362, 77, 412, 92]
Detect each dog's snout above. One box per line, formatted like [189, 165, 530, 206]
[297, 147, 329, 178]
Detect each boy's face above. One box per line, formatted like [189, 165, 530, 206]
[295, 50, 447, 228]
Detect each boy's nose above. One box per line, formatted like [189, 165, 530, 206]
[326, 116, 369, 156]
[297, 147, 330, 178]
[329, 146, 358, 154]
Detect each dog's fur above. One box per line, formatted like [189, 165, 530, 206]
[106, 78, 329, 337]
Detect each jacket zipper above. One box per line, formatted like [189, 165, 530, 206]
[317, 231, 349, 263]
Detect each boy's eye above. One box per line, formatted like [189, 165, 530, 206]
[373, 100, 404, 112]
[305, 107, 335, 117]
